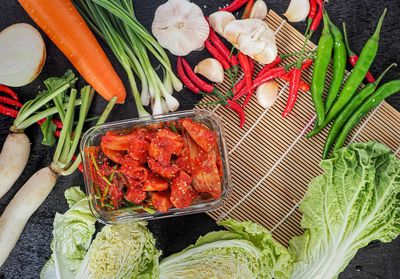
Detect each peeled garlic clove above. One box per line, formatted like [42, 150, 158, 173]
[208, 11, 235, 37]
[152, 0, 209, 56]
[256, 81, 279, 108]
[250, 0, 268, 20]
[284, 0, 310, 23]
[0, 23, 46, 87]
[194, 58, 224, 83]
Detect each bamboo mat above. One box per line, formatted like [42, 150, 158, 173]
[196, 10, 400, 246]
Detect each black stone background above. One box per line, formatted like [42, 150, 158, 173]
[0, 0, 399, 278]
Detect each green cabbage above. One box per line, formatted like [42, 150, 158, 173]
[160, 219, 293, 279]
[75, 222, 161, 279]
[290, 142, 400, 279]
[41, 187, 96, 279]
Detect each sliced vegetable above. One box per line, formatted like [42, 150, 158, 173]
[18, 0, 126, 103]
[152, 0, 209, 56]
[290, 142, 400, 279]
[76, 222, 161, 279]
[0, 23, 45, 87]
[160, 219, 293, 279]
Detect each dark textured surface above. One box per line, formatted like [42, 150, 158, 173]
[0, 0, 399, 278]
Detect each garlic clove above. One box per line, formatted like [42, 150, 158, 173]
[152, 0, 209, 56]
[284, 0, 310, 23]
[208, 11, 236, 37]
[194, 58, 224, 83]
[228, 19, 277, 64]
[256, 81, 279, 109]
[250, 0, 268, 20]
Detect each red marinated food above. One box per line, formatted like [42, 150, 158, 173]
[87, 119, 223, 213]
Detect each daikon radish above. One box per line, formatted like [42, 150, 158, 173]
[0, 133, 30, 199]
[0, 167, 57, 266]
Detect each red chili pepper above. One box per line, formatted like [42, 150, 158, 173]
[177, 57, 201, 94]
[204, 40, 231, 71]
[208, 28, 239, 68]
[282, 68, 301, 118]
[242, 0, 254, 19]
[305, 0, 317, 34]
[0, 96, 23, 108]
[301, 59, 314, 70]
[54, 129, 61, 138]
[72, 154, 83, 173]
[226, 100, 246, 128]
[181, 58, 214, 93]
[0, 104, 19, 118]
[309, 0, 323, 36]
[0, 84, 19, 101]
[234, 67, 286, 100]
[237, 52, 254, 107]
[220, 0, 250, 13]
[234, 55, 282, 95]
[37, 117, 63, 128]
[280, 74, 310, 92]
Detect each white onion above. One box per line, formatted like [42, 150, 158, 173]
[0, 23, 46, 87]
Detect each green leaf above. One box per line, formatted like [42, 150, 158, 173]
[289, 142, 400, 279]
[39, 116, 57, 147]
[41, 188, 96, 279]
[65, 186, 86, 207]
[160, 219, 293, 279]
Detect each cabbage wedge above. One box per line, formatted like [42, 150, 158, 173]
[160, 219, 293, 279]
[290, 142, 400, 279]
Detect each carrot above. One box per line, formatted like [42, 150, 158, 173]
[18, 0, 126, 103]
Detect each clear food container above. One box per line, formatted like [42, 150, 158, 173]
[80, 109, 231, 224]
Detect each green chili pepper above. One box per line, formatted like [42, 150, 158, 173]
[309, 9, 387, 138]
[322, 63, 396, 158]
[324, 17, 347, 112]
[311, 11, 333, 125]
[331, 79, 400, 155]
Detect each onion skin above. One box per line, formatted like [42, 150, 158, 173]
[0, 166, 57, 267]
[0, 133, 31, 199]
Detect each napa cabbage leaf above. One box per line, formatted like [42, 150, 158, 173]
[159, 219, 293, 279]
[290, 142, 400, 279]
[75, 222, 160, 279]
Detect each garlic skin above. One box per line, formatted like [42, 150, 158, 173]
[224, 19, 277, 64]
[194, 58, 224, 83]
[256, 81, 279, 108]
[208, 11, 235, 37]
[250, 0, 268, 20]
[284, 0, 310, 23]
[152, 0, 209, 56]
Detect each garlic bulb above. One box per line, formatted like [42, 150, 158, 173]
[194, 58, 224, 83]
[284, 0, 310, 23]
[256, 81, 279, 108]
[208, 11, 235, 37]
[224, 19, 277, 64]
[250, 0, 268, 20]
[152, 0, 209, 56]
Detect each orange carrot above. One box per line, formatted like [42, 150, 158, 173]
[18, 0, 126, 103]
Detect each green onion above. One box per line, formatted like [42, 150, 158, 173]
[74, 0, 182, 116]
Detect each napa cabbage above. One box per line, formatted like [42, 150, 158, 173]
[159, 219, 293, 279]
[290, 142, 400, 279]
[75, 222, 160, 279]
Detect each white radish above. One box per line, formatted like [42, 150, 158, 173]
[0, 133, 31, 199]
[0, 167, 58, 267]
